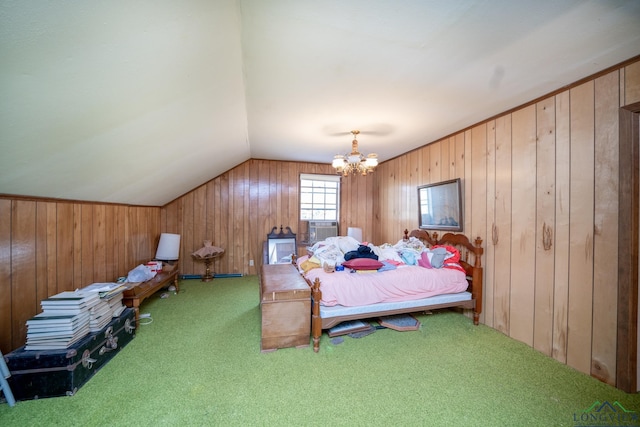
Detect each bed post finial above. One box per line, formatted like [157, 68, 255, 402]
[474, 237, 484, 268]
[403, 229, 409, 241]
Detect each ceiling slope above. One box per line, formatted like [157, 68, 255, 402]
[0, 0, 250, 206]
[1, 1, 639, 205]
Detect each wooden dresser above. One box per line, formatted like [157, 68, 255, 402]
[260, 264, 310, 352]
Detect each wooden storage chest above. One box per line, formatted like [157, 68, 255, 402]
[260, 264, 310, 352]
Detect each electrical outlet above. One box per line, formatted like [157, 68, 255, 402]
[249, 259, 254, 266]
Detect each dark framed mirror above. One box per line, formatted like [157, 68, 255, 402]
[417, 178, 463, 231]
[266, 225, 297, 264]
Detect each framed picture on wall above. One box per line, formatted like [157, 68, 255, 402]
[417, 178, 463, 231]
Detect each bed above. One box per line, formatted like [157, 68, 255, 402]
[297, 229, 484, 352]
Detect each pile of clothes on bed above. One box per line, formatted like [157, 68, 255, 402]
[301, 235, 464, 274]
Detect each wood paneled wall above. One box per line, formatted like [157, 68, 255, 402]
[372, 59, 640, 386]
[160, 159, 376, 277]
[0, 197, 160, 353]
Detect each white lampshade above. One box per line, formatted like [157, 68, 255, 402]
[347, 227, 363, 243]
[155, 233, 181, 260]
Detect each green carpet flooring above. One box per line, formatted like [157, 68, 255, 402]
[1, 276, 639, 426]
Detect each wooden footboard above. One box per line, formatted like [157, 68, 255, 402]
[305, 230, 484, 353]
[410, 229, 484, 324]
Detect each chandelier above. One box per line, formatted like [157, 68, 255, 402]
[331, 130, 378, 176]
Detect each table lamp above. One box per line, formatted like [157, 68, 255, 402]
[347, 227, 363, 243]
[155, 233, 181, 264]
[192, 241, 224, 281]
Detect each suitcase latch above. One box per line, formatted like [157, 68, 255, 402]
[99, 327, 119, 355]
[124, 318, 135, 334]
[82, 350, 96, 369]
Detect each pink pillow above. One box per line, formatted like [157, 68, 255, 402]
[342, 258, 384, 271]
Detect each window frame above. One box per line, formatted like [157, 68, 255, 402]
[299, 173, 340, 222]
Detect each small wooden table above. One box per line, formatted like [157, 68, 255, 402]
[123, 269, 180, 327]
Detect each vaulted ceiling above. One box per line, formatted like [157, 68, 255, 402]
[1, 1, 639, 206]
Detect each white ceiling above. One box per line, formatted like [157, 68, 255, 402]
[1, 0, 639, 206]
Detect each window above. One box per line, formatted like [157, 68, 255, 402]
[299, 174, 340, 221]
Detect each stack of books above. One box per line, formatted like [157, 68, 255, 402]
[80, 283, 128, 331]
[25, 292, 100, 350]
[24, 283, 130, 350]
[88, 299, 113, 332]
[108, 293, 127, 317]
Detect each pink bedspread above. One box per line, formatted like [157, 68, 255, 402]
[298, 256, 469, 307]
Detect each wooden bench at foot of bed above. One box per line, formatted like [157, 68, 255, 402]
[308, 230, 484, 353]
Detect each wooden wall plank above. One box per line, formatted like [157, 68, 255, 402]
[471, 124, 487, 322]
[509, 105, 537, 346]
[471, 124, 488, 244]
[553, 90, 571, 364]
[232, 164, 246, 273]
[454, 133, 465, 180]
[408, 150, 419, 234]
[11, 200, 37, 350]
[45, 202, 57, 296]
[114, 205, 127, 278]
[205, 181, 215, 245]
[148, 207, 160, 260]
[192, 185, 207, 277]
[73, 204, 83, 289]
[534, 97, 556, 357]
[341, 173, 354, 234]
[81, 204, 94, 285]
[493, 114, 512, 335]
[464, 130, 472, 236]
[104, 205, 115, 281]
[258, 160, 270, 251]
[182, 191, 195, 274]
[567, 81, 595, 375]
[386, 159, 397, 237]
[430, 142, 441, 184]
[57, 203, 74, 293]
[399, 154, 409, 231]
[441, 138, 450, 181]
[0, 199, 12, 352]
[269, 161, 277, 232]
[35, 201, 49, 304]
[625, 61, 640, 105]
[421, 143, 430, 184]
[249, 161, 259, 272]
[484, 121, 496, 328]
[212, 176, 222, 271]
[384, 161, 394, 243]
[591, 70, 620, 385]
[93, 204, 106, 282]
[287, 161, 298, 243]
